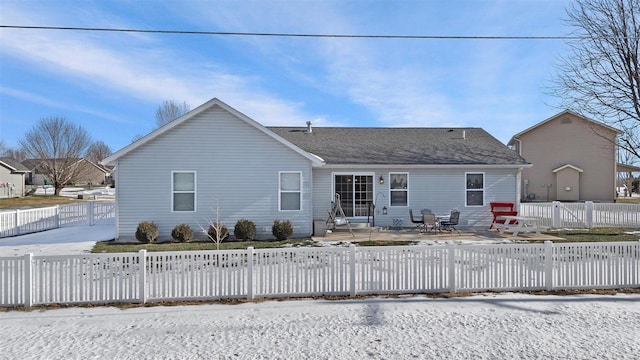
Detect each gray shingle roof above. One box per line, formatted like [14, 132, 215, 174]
[268, 127, 529, 166]
[0, 157, 30, 172]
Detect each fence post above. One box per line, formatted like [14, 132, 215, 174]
[247, 247, 254, 300]
[24, 253, 33, 307]
[552, 201, 561, 228]
[138, 250, 147, 304]
[585, 201, 593, 229]
[448, 244, 456, 293]
[349, 245, 357, 297]
[15, 209, 20, 236]
[544, 241, 553, 291]
[55, 205, 60, 228]
[87, 201, 95, 226]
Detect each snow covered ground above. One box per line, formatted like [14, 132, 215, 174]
[1, 226, 639, 359]
[33, 186, 115, 197]
[0, 292, 638, 359]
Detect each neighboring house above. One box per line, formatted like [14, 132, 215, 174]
[0, 157, 30, 198]
[22, 158, 110, 186]
[102, 98, 530, 241]
[507, 110, 621, 202]
[617, 163, 640, 197]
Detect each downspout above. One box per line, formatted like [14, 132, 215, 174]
[516, 167, 523, 209]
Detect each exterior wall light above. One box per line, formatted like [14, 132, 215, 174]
[379, 176, 384, 184]
[382, 206, 388, 215]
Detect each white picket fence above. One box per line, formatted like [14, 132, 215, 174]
[0, 201, 115, 238]
[2, 241, 638, 307]
[520, 201, 640, 228]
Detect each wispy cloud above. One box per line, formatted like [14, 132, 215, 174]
[0, 2, 335, 127]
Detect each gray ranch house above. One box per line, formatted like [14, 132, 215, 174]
[103, 98, 530, 241]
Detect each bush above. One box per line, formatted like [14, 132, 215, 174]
[136, 221, 159, 244]
[171, 223, 193, 243]
[207, 224, 230, 242]
[234, 219, 256, 241]
[272, 219, 293, 240]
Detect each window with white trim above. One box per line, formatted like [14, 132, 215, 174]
[389, 172, 408, 206]
[280, 172, 301, 211]
[172, 171, 196, 211]
[466, 172, 484, 206]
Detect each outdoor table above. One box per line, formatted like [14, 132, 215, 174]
[494, 215, 545, 236]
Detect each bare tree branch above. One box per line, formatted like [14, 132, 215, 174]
[155, 100, 190, 128]
[551, 0, 640, 160]
[85, 140, 112, 165]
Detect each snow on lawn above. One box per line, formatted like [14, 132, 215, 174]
[1, 226, 639, 359]
[33, 186, 114, 197]
[0, 293, 638, 359]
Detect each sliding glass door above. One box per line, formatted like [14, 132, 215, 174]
[334, 174, 373, 217]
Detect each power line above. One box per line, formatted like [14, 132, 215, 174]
[0, 24, 583, 40]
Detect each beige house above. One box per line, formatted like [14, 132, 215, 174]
[508, 110, 621, 202]
[23, 158, 110, 186]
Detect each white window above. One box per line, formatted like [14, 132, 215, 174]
[466, 172, 484, 206]
[389, 172, 408, 207]
[280, 172, 301, 211]
[172, 171, 196, 212]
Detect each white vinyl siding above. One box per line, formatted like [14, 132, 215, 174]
[389, 172, 408, 207]
[114, 106, 313, 240]
[465, 172, 484, 207]
[172, 171, 196, 212]
[280, 171, 301, 211]
[313, 168, 517, 229]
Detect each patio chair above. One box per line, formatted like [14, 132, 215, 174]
[423, 213, 439, 233]
[409, 209, 425, 231]
[440, 209, 460, 233]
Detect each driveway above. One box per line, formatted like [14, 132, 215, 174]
[0, 224, 116, 257]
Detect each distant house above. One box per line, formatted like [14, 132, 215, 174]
[507, 110, 621, 202]
[0, 158, 30, 198]
[22, 158, 110, 186]
[102, 98, 530, 241]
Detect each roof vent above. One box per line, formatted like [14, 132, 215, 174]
[306, 121, 312, 133]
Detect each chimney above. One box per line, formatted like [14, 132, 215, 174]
[306, 121, 312, 133]
[463, 130, 466, 140]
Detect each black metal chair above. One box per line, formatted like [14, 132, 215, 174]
[409, 209, 424, 231]
[423, 213, 439, 233]
[440, 209, 460, 233]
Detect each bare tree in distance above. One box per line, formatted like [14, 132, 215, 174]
[130, 133, 144, 143]
[3, 148, 27, 162]
[155, 100, 190, 128]
[551, 0, 640, 160]
[0, 140, 25, 161]
[86, 140, 112, 165]
[18, 116, 92, 195]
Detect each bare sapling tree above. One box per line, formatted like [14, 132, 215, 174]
[155, 100, 191, 128]
[86, 140, 112, 165]
[18, 116, 92, 195]
[199, 199, 227, 251]
[551, 0, 640, 160]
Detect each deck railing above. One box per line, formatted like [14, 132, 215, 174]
[2, 241, 638, 307]
[0, 201, 115, 238]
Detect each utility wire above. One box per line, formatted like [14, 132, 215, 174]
[0, 24, 587, 40]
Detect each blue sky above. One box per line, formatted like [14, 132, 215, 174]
[1, 0, 573, 153]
